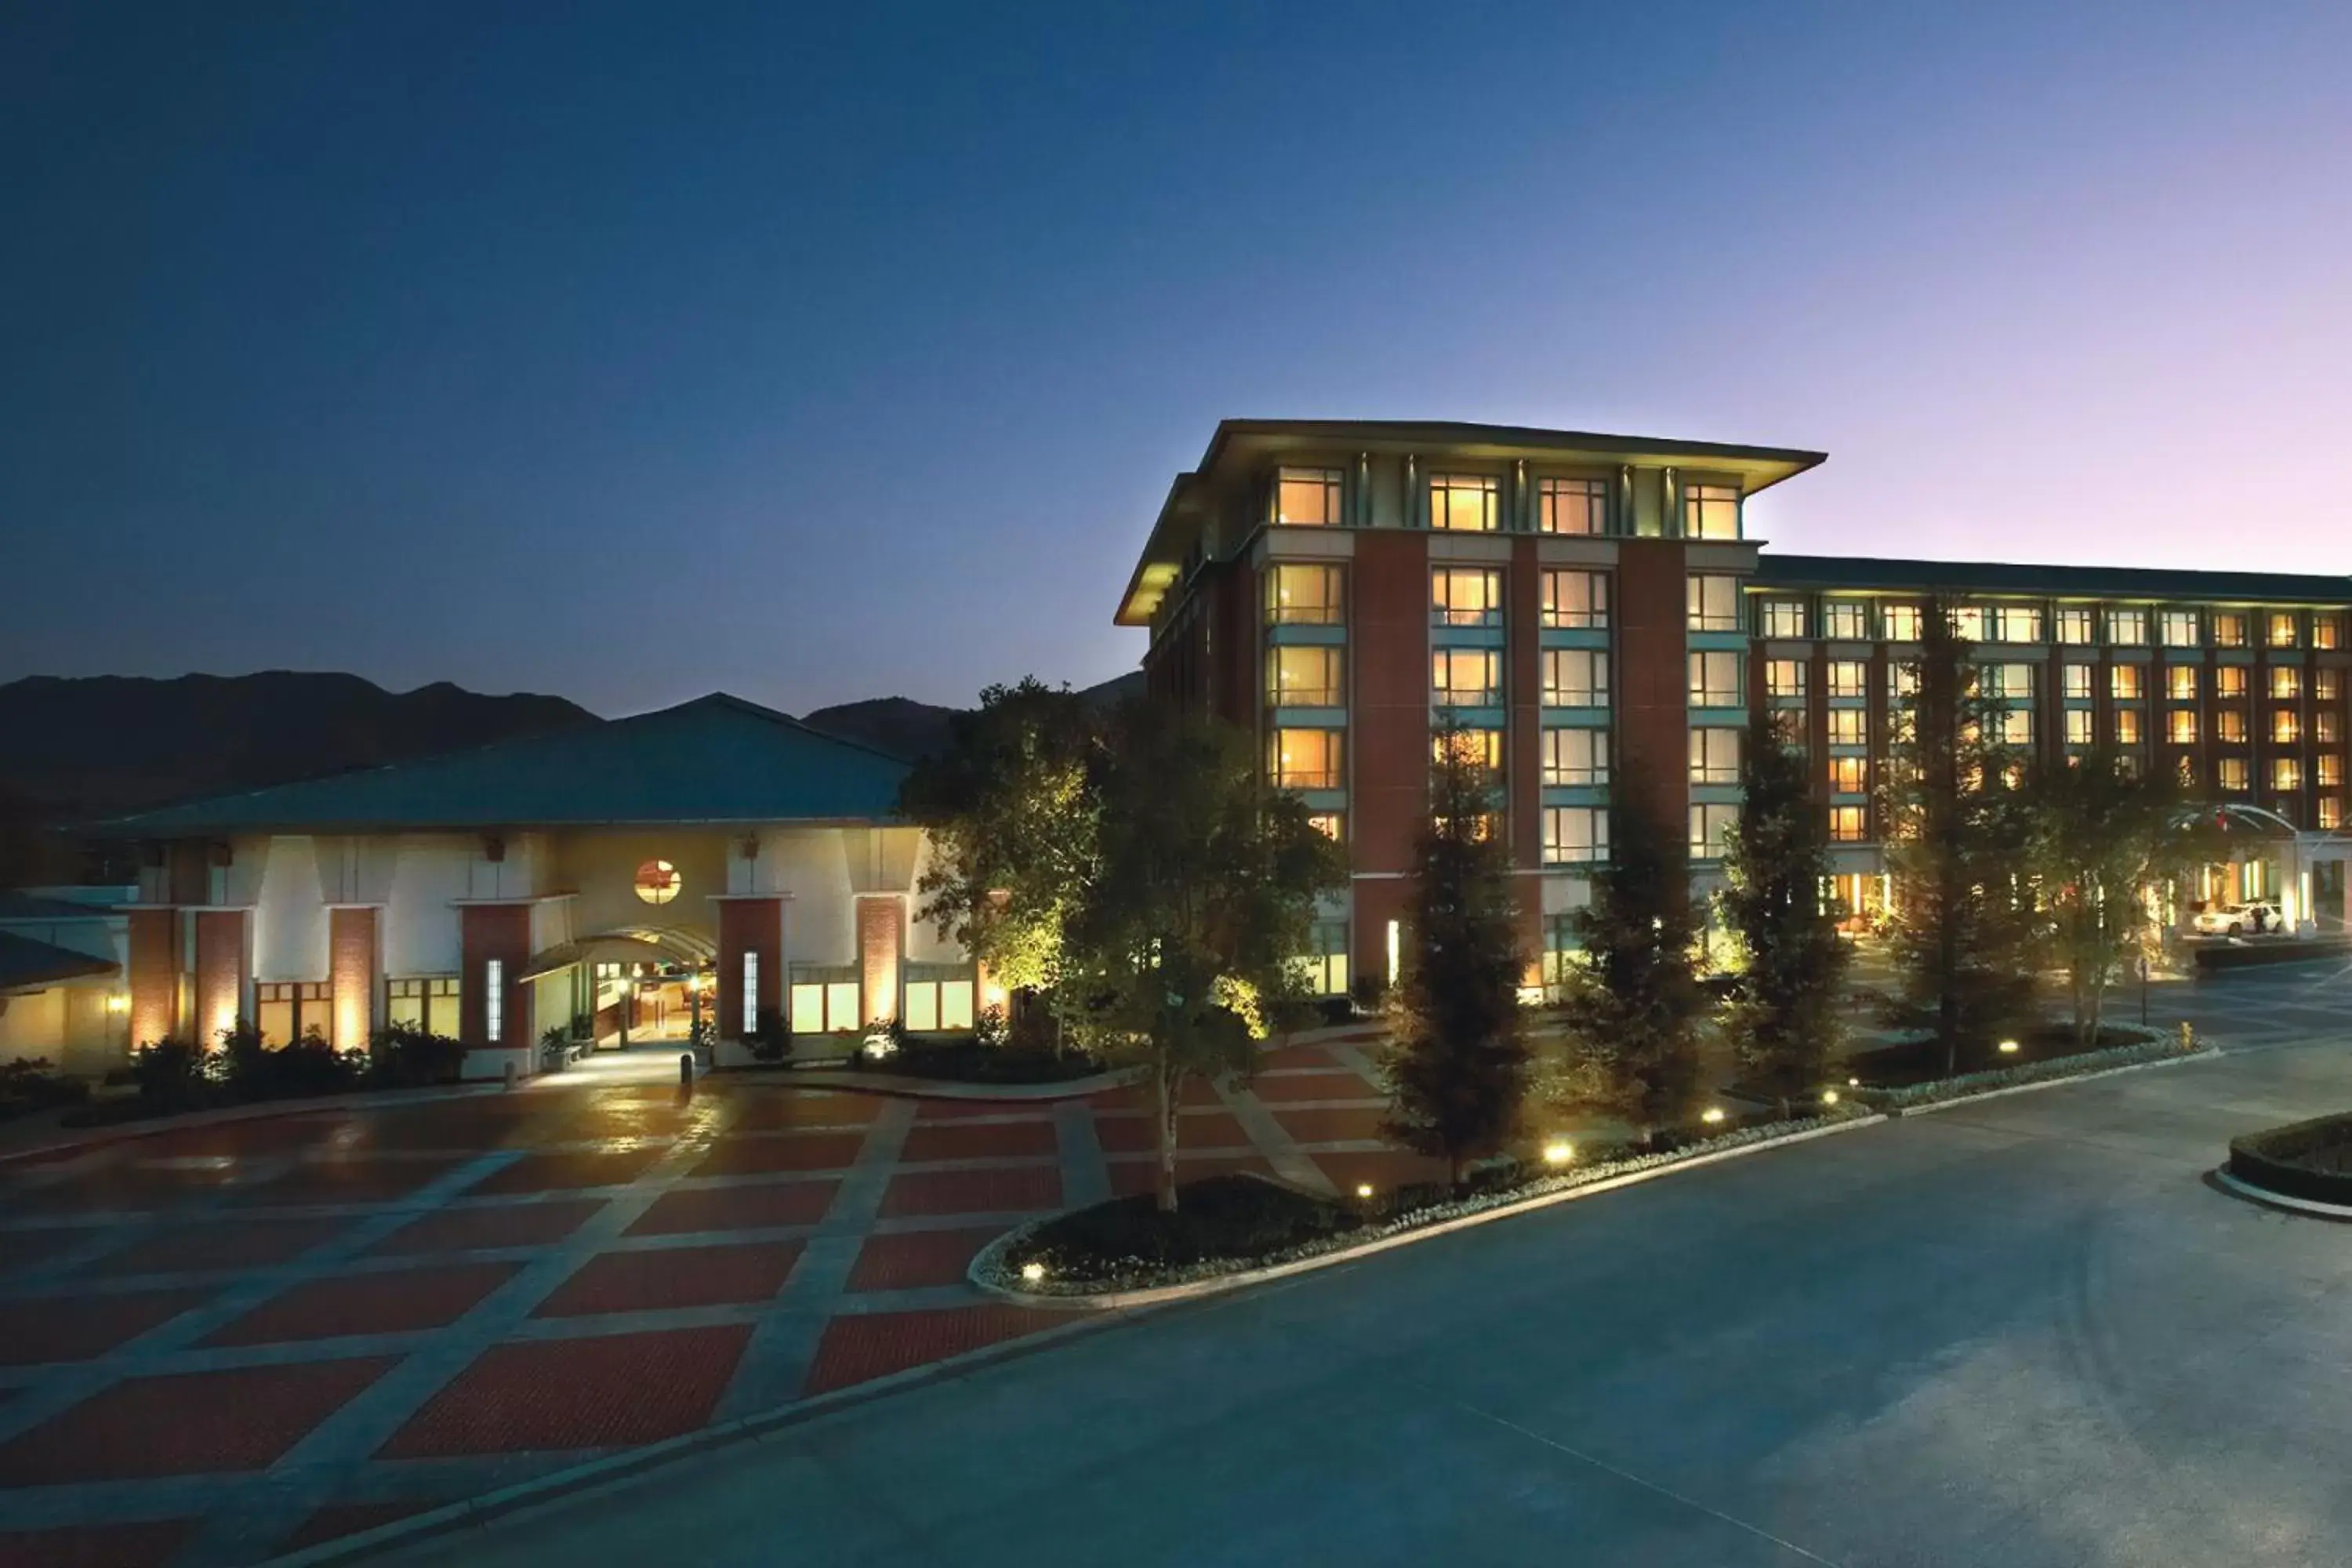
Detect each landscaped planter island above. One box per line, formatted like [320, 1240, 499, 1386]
[2225, 1112, 2352, 1209]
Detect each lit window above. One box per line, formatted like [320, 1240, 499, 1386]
[2166, 665, 2198, 700]
[2270, 666, 2302, 699]
[2211, 612, 2248, 648]
[1891, 663, 1919, 700]
[2110, 665, 2144, 699]
[1541, 569, 1609, 628]
[1824, 601, 1869, 640]
[1539, 476, 1608, 535]
[1999, 605, 2044, 643]
[2107, 609, 2147, 645]
[2320, 710, 2341, 743]
[1829, 755, 1867, 793]
[1307, 811, 1346, 842]
[2063, 664, 2092, 699]
[2216, 708, 2248, 742]
[790, 975, 864, 1034]
[1291, 922, 1351, 997]
[2056, 608, 2095, 645]
[2114, 709, 2143, 746]
[387, 976, 459, 1036]
[634, 859, 682, 905]
[1686, 575, 1741, 631]
[1827, 709, 1866, 746]
[2274, 708, 2302, 744]
[1429, 473, 1499, 532]
[742, 951, 759, 1035]
[1274, 466, 1344, 526]
[2267, 612, 2299, 648]
[1544, 649, 1610, 707]
[1268, 564, 1344, 625]
[1432, 647, 1503, 707]
[1542, 727, 1608, 786]
[1952, 605, 1987, 641]
[2319, 755, 2343, 788]
[1775, 709, 1812, 752]
[2064, 709, 2092, 746]
[2274, 757, 2303, 791]
[2219, 758, 2249, 792]
[2322, 797, 2344, 829]
[2314, 615, 2343, 650]
[1689, 803, 1738, 858]
[2158, 610, 2199, 648]
[1828, 661, 1867, 697]
[2001, 710, 2034, 746]
[2318, 669, 2342, 700]
[1682, 483, 1741, 539]
[2167, 710, 2198, 744]
[1883, 603, 1925, 642]
[1689, 728, 1742, 784]
[1543, 806, 1607, 865]
[485, 959, 504, 1044]
[2216, 666, 2249, 698]
[1828, 805, 1866, 842]
[902, 977, 975, 1032]
[1688, 651, 1744, 707]
[1433, 727, 1504, 784]
[1269, 728, 1344, 789]
[1762, 600, 1807, 638]
[1984, 663, 2034, 699]
[1432, 567, 1504, 626]
[1766, 659, 1808, 699]
[1268, 644, 1344, 708]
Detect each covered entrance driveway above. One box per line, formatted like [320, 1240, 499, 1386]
[523, 927, 717, 1050]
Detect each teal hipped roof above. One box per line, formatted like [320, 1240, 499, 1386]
[0, 930, 116, 991]
[99, 695, 911, 835]
[1754, 554, 2352, 604]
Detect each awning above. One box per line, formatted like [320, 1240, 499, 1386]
[0, 930, 118, 993]
[520, 926, 717, 982]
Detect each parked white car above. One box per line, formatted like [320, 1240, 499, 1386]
[2193, 902, 2281, 936]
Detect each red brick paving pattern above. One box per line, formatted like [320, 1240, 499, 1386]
[368, 1198, 604, 1256]
[0, 1357, 397, 1484]
[898, 1118, 1058, 1163]
[802, 1305, 1070, 1396]
[96, 1215, 351, 1276]
[724, 1091, 884, 1131]
[1246, 1069, 1381, 1103]
[844, 1228, 1000, 1292]
[690, 1131, 865, 1178]
[230, 1156, 472, 1207]
[202, 1262, 522, 1347]
[1272, 1105, 1395, 1144]
[1091, 1110, 1251, 1153]
[532, 1241, 804, 1317]
[0, 1290, 210, 1366]
[879, 1164, 1061, 1218]
[628, 1179, 837, 1236]
[463, 1147, 667, 1196]
[376, 1327, 751, 1457]
[0, 1519, 195, 1568]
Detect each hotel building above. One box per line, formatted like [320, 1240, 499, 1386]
[1116, 420, 2352, 993]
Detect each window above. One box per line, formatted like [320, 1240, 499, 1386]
[1827, 709, 1866, 746]
[1539, 476, 1608, 535]
[2319, 754, 2343, 788]
[2219, 758, 2249, 792]
[2001, 710, 2034, 746]
[1891, 663, 1919, 700]
[2114, 710, 2143, 746]
[1268, 644, 1344, 708]
[2274, 708, 2302, 744]
[1829, 755, 1867, 793]
[1682, 483, 1740, 539]
[902, 974, 976, 1032]
[2211, 612, 2248, 648]
[2216, 708, 2248, 743]
[1274, 466, 1344, 526]
[2064, 710, 2092, 745]
[1544, 649, 1609, 707]
[2267, 611, 2299, 648]
[791, 971, 864, 1033]
[2271, 666, 2302, 699]
[2056, 608, 2095, 645]
[484, 959, 504, 1043]
[1983, 664, 2034, 699]
[1291, 922, 1351, 997]
[1541, 913, 1581, 987]
[2167, 710, 2198, 744]
[2109, 665, 2143, 699]
[1543, 806, 1607, 865]
[1688, 803, 1738, 858]
[742, 951, 758, 1035]
[1883, 603, 1925, 642]
[1268, 564, 1344, 625]
[1434, 727, 1504, 784]
[1828, 661, 1867, 698]
[2160, 611, 2199, 648]
[1429, 473, 1498, 532]
[255, 982, 331, 1046]
[1307, 811, 1345, 842]
[2314, 614, 2343, 650]
[388, 977, 460, 1036]
[2216, 665, 2249, 698]
[2166, 666, 2198, 701]
[1829, 805, 1866, 842]
[1432, 567, 1503, 626]
[1541, 568, 1609, 628]
[1761, 599, 1807, 638]
[1995, 605, 2043, 644]
[1686, 574, 1741, 631]
[1824, 601, 1869, 640]
[1689, 728, 1741, 784]
[2323, 797, 2344, 830]
[2318, 669, 2343, 700]
[634, 859, 681, 905]
[1688, 651, 1744, 707]
[1776, 710, 1813, 752]
[1543, 727, 1609, 786]
[1432, 647, 1502, 707]
[2320, 710, 2341, 743]
[1951, 605, 1986, 641]
[2108, 608, 2148, 645]
[2274, 757, 2303, 791]
[1766, 659, 1808, 698]
[1269, 728, 1344, 789]
[2063, 664, 2092, 699]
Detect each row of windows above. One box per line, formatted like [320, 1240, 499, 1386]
[1762, 660, 2344, 704]
[1271, 466, 1741, 539]
[1757, 597, 2346, 650]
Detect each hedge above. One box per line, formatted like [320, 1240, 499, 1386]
[2227, 1112, 2352, 1207]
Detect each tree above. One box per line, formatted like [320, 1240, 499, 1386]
[1722, 715, 1848, 1118]
[1058, 705, 1345, 1211]
[1882, 598, 2042, 1074]
[1383, 717, 1530, 1186]
[2022, 750, 2201, 1044]
[1553, 771, 1705, 1144]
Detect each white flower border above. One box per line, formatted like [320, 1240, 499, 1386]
[1850, 1025, 2205, 1112]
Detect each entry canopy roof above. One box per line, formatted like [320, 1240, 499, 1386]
[101, 694, 913, 837]
[0, 929, 117, 993]
[521, 927, 717, 982]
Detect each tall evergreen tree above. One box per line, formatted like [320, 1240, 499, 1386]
[1883, 597, 2041, 1075]
[1722, 715, 1848, 1117]
[1383, 717, 1530, 1187]
[1554, 769, 1705, 1144]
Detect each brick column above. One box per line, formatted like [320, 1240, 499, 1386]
[192, 909, 248, 1049]
[717, 898, 783, 1040]
[126, 907, 181, 1048]
[459, 904, 531, 1051]
[328, 907, 377, 1053]
[855, 895, 904, 1026]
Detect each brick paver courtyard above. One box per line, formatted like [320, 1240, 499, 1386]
[0, 1030, 1423, 1566]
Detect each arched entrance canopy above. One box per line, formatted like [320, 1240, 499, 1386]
[519, 925, 717, 982]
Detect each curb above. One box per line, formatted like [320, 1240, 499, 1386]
[1879, 1046, 2221, 1120]
[2209, 1166, 2352, 1222]
[969, 1112, 1891, 1312]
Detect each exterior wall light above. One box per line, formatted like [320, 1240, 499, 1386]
[1541, 1139, 1574, 1166]
[1700, 1107, 1726, 1125]
[105, 993, 130, 1014]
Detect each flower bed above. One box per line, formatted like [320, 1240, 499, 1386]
[978, 1108, 1870, 1300]
[2227, 1112, 2352, 1207]
[844, 1036, 1105, 1086]
[1847, 1024, 2202, 1113]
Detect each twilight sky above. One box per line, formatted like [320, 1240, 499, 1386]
[4, 2, 2348, 718]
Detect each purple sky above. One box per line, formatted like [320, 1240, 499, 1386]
[4, 2, 2347, 717]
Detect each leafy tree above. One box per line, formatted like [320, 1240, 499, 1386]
[1383, 717, 1530, 1186]
[1882, 597, 2042, 1074]
[1553, 770, 1705, 1144]
[1058, 706, 1345, 1212]
[1722, 715, 1848, 1117]
[2021, 749, 2202, 1044]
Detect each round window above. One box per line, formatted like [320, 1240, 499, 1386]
[633, 859, 681, 905]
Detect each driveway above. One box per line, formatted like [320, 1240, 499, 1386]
[373, 989, 2352, 1568]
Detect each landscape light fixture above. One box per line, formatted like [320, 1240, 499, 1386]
[1701, 1107, 1726, 1126]
[1355, 1182, 1375, 1200]
[1020, 1261, 1045, 1283]
[1542, 1139, 1574, 1166]
[1821, 1089, 1840, 1105]
[1998, 1039, 2020, 1054]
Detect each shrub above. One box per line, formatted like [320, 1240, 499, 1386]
[131, 1038, 216, 1111]
[0, 1057, 90, 1116]
[539, 1025, 572, 1074]
[975, 1004, 1010, 1049]
[1349, 972, 1388, 1014]
[743, 1007, 790, 1064]
[2228, 1112, 2352, 1206]
[216, 1020, 361, 1100]
[367, 1024, 467, 1088]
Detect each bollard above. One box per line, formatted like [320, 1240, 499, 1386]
[679, 1052, 695, 1091]
[502, 1062, 517, 1092]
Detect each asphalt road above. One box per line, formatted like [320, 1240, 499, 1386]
[378, 968, 2352, 1568]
